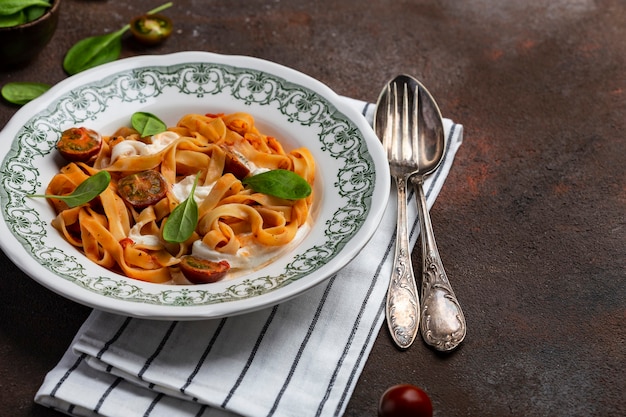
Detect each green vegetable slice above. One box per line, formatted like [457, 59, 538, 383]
[1, 82, 51, 105]
[242, 169, 312, 200]
[131, 112, 167, 137]
[29, 170, 111, 208]
[163, 174, 199, 243]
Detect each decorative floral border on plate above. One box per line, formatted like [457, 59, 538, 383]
[0, 62, 376, 306]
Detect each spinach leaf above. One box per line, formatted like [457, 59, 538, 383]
[0, 0, 50, 16]
[0, 0, 50, 27]
[242, 169, 312, 200]
[1, 82, 51, 105]
[0, 11, 26, 27]
[24, 4, 47, 21]
[131, 112, 167, 137]
[163, 175, 199, 243]
[29, 170, 111, 208]
[63, 27, 126, 75]
[63, 2, 173, 75]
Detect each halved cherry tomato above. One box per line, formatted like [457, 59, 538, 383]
[179, 256, 230, 284]
[130, 14, 173, 45]
[117, 170, 167, 209]
[223, 149, 251, 180]
[378, 384, 433, 417]
[56, 127, 102, 162]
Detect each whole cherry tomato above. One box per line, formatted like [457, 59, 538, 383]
[378, 384, 433, 417]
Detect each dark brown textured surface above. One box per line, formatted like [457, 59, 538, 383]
[1, 1, 624, 416]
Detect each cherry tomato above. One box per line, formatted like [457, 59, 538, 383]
[223, 148, 250, 180]
[378, 384, 433, 417]
[57, 127, 102, 162]
[179, 256, 230, 284]
[117, 170, 167, 209]
[130, 14, 173, 45]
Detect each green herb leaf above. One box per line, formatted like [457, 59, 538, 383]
[131, 112, 167, 137]
[0, 0, 50, 16]
[242, 169, 312, 200]
[63, 28, 126, 75]
[29, 170, 111, 208]
[1, 82, 51, 105]
[24, 4, 49, 22]
[0, 11, 26, 27]
[163, 174, 199, 243]
[62, 2, 174, 75]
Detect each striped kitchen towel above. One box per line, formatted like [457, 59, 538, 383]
[35, 97, 464, 417]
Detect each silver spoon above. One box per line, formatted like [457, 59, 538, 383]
[374, 75, 422, 349]
[407, 77, 466, 352]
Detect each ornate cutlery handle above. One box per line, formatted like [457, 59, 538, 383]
[414, 177, 466, 351]
[386, 175, 420, 349]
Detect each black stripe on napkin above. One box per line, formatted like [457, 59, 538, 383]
[94, 377, 123, 413]
[180, 318, 228, 396]
[221, 305, 279, 407]
[143, 393, 165, 417]
[138, 322, 179, 380]
[49, 352, 88, 398]
[96, 316, 133, 360]
[267, 275, 338, 415]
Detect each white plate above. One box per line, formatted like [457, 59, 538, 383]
[0, 52, 389, 320]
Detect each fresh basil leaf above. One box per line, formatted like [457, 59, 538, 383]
[242, 169, 312, 200]
[29, 170, 111, 208]
[0, 0, 50, 16]
[131, 112, 167, 137]
[163, 175, 199, 243]
[62, 2, 174, 75]
[1, 82, 51, 105]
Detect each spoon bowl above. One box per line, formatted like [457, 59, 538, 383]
[413, 82, 445, 176]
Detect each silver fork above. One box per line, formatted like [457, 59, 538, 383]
[374, 76, 421, 349]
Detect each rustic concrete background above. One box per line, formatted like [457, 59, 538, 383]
[1, 0, 624, 416]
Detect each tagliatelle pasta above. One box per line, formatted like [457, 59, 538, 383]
[46, 112, 315, 284]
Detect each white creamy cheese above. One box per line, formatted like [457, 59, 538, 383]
[127, 223, 161, 247]
[190, 223, 311, 272]
[172, 174, 215, 204]
[110, 131, 180, 164]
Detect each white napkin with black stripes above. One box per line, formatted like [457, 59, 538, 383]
[35, 97, 464, 417]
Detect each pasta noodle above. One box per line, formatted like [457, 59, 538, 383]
[47, 112, 315, 284]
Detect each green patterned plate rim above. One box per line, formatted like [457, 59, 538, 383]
[0, 52, 389, 319]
